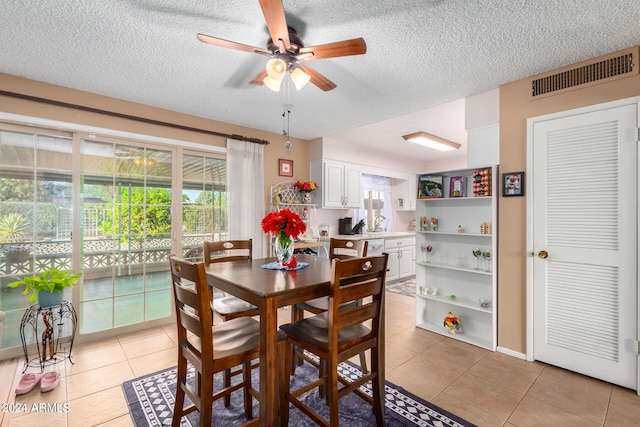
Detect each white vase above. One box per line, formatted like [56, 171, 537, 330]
[300, 192, 313, 204]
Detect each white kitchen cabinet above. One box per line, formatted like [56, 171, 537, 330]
[311, 159, 361, 209]
[415, 166, 498, 351]
[385, 236, 415, 282]
[393, 174, 417, 211]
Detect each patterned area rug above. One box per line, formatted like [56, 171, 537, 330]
[122, 355, 474, 426]
[386, 278, 416, 297]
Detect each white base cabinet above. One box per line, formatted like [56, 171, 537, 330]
[415, 166, 498, 351]
[385, 236, 415, 282]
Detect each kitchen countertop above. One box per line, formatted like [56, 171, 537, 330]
[320, 231, 416, 241]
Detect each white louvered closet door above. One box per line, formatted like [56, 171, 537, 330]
[532, 103, 638, 390]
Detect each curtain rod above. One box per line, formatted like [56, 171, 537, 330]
[0, 90, 270, 145]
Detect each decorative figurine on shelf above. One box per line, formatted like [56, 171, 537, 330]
[444, 312, 461, 335]
[421, 216, 429, 231]
[457, 225, 464, 233]
[301, 207, 309, 221]
[430, 217, 438, 231]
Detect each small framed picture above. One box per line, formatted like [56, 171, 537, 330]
[417, 175, 443, 199]
[279, 159, 293, 177]
[503, 172, 524, 197]
[449, 176, 465, 198]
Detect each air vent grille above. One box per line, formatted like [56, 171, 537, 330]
[532, 52, 634, 97]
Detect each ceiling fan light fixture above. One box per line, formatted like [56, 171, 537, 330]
[263, 75, 282, 92]
[265, 58, 287, 80]
[290, 68, 311, 91]
[402, 132, 461, 151]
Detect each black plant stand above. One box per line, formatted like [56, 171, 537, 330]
[19, 301, 77, 372]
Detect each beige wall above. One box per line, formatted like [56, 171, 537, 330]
[0, 73, 312, 216]
[498, 47, 640, 353]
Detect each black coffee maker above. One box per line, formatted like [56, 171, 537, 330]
[338, 217, 353, 235]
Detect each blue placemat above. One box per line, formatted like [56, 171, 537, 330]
[260, 261, 309, 271]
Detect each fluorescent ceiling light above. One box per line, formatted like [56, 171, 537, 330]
[402, 132, 461, 151]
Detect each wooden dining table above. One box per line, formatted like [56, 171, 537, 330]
[205, 254, 332, 426]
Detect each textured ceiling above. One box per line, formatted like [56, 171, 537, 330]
[2, 0, 640, 161]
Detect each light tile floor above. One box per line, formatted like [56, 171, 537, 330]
[6, 291, 640, 426]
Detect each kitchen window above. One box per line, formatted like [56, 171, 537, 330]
[356, 174, 392, 232]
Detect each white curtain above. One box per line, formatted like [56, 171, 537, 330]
[226, 139, 265, 256]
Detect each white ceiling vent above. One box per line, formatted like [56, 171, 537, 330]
[531, 47, 638, 98]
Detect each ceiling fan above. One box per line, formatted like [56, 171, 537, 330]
[197, 0, 367, 91]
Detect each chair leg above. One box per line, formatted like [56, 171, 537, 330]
[327, 358, 340, 426]
[172, 359, 187, 427]
[319, 358, 327, 400]
[280, 341, 292, 427]
[223, 368, 232, 406]
[371, 348, 385, 425]
[243, 362, 253, 419]
[199, 372, 214, 427]
[359, 351, 368, 374]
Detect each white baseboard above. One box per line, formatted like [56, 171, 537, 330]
[497, 346, 527, 360]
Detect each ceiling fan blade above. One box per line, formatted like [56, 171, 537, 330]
[197, 33, 271, 55]
[249, 69, 268, 86]
[299, 65, 337, 91]
[299, 38, 367, 61]
[259, 0, 290, 50]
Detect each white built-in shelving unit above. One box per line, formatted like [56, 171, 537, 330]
[415, 166, 498, 350]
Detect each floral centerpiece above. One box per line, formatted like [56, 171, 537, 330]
[261, 209, 306, 267]
[294, 180, 318, 192]
[294, 180, 318, 204]
[443, 312, 461, 335]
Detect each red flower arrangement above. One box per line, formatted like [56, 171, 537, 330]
[262, 209, 306, 267]
[261, 209, 307, 238]
[293, 180, 318, 193]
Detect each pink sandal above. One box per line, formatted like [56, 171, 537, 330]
[15, 373, 42, 395]
[40, 372, 60, 393]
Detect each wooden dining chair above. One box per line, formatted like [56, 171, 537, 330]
[291, 238, 369, 374]
[168, 255, 260, 427]
[203, 240, 259, 321]
[279, 253, 389, 426]
[203, 239, 260, 407]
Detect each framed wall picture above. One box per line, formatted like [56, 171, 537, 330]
[472, 168, 492, 197]
[417, 175, 443, 199]
[449, 176, 465, 198]
[503, 171, 524, 197]
[279, 159, 293, 177]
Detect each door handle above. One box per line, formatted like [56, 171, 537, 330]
[538, 250, 549, 259]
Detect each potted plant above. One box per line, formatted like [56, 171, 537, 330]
[7, 268, 82, 307]
[0, 213, 32, 261]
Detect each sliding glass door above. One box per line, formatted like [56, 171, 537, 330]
[80, 139, 174, 333]
[0, 126, 74, 348]
[0, 121, 228, 350]
[181, 153, 227, 262]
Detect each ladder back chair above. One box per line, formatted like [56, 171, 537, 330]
[168, 255, 261, 427]
[279, 253, 389, 426]
[291, 238, 369, 374]
[203, 240, 259, 321]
